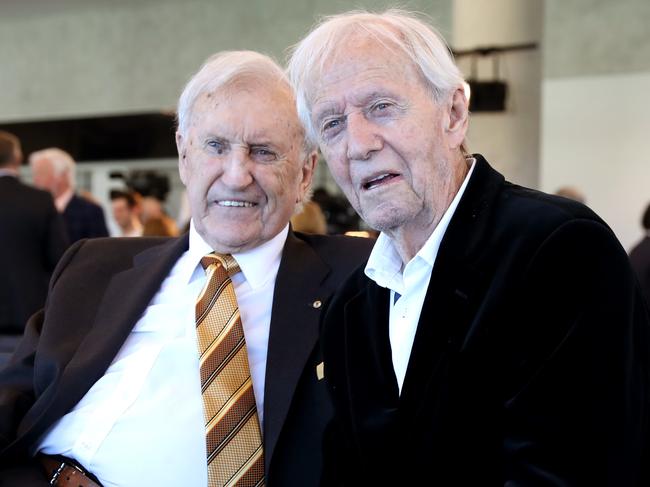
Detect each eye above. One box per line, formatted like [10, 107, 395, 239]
[371, 101, 392, 112]
[323, 119, 340, 131]
[321, 117, 345, 139]
[250, 146, 277, 162]
[206, 139, 227, 155]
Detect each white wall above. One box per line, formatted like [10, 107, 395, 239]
[541, 0, 650, 250]
[540, 72, 650, 250]
[0, 0, 451, 122]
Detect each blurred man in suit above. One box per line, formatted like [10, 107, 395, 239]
[289, 9, 649, 486]
[0, 51, 371, 486]
[29, 148, 109, 244]
[0, 130, 68, 339]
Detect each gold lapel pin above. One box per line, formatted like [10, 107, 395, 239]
[316, 361, 325, 380]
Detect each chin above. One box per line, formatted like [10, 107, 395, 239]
[362, 207, 408, 233]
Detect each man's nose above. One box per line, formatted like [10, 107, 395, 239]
[220, 148, 253, 188]
[346, 112, 382, 161]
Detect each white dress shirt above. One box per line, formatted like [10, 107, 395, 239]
[365, 159, 476, 393]
[37, 222, 287, 487]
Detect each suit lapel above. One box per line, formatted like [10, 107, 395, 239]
[399, 157, 504, 416]
[343, 282, 401, 447]
[263, 231, 331, 471]
[20, 235, 189, 444]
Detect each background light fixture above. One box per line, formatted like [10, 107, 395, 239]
[452, 43, 537, 113]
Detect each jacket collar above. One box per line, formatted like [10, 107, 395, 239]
[263, 229, 331, 471]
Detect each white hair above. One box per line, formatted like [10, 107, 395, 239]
[177, 50, 316, 156]
[287, 9, 467, 148]
[29, 147, 76, 187]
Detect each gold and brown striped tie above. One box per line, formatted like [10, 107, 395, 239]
[196, 253, 265, 487]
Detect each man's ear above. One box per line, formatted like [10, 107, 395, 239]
[297, 150, 318, 203]
[176, 131, 188, 185]
[446, 87, 469, 150]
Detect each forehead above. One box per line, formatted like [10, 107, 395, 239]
[190, 80, 303, 142]
[310, 35, 426, 111]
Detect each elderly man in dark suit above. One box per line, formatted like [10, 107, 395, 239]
[0, 51, 371, 486]
[29, 148, 109, 244]
[0, 131, 68, 342]
[288, 10, 650, 486]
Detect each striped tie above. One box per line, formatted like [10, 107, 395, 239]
[196, 253, 265, 487]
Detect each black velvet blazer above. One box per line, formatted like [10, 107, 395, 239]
[321, 155, 650, 486]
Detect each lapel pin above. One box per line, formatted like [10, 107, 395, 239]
[312, 300, 322, 309]
[316, 361, 325, 380]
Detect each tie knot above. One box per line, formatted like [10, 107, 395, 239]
[200, 253, 241, 277]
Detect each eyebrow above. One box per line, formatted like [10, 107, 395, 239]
[313, 105, 343, 125]
[314, 90, 397, 124]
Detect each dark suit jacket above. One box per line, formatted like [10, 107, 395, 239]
[321, 156, 650, 486]
[0, 176, 68, 333]
[0, 230, 372, 486]
[62, 194, 109, 244]
[630, 235, 650, 308]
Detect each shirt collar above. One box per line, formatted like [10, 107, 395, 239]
[186, 221, 288, 289]
[365, 157, 476, 289]
[0, 168, 19, 177]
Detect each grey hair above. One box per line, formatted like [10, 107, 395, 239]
[287, 9, 467, 149]
[176, 50, 316, 156]
[29, 147, 76, 187]
[177, 50, 317, 210]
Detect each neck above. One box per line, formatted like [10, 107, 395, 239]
[387, 154, 470, 264]
[125, 218, 143, 235]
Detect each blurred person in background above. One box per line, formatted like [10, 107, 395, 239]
[290, 200, 327, 234]
[110, 189, 143, 237]
[555, 185, 586, 204]
[0, 131, 68, 359]
[29, 148, 109, 244]
[140, 195, 179, 236]
[629, 203, 650, 307]
[311, 186, 360, 234]
[142, 216, 177, 237]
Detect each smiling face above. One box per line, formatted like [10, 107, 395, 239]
[177, 80, 315, 254]
[309, 35, 469, 255]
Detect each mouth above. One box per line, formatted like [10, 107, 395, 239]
[214, 200, 257, 208]
[362, 173, 400, 190]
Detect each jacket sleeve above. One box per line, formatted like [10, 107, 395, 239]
[0, 240, 85, 454]
[0, 310, 44, 451]
[503, 219, 650, 486]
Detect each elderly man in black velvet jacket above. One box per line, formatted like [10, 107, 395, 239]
[289, 9, 650, 486]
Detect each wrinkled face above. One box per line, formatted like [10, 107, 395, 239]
[111, 198, 132, 228]
[177, 81, 314, 253]
[309, 37, 467, 239]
